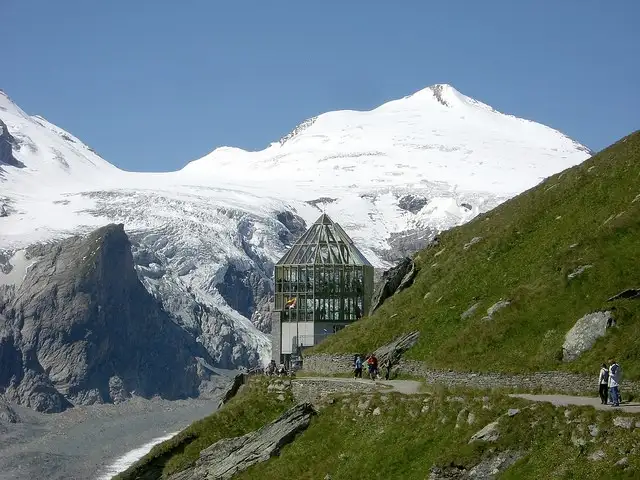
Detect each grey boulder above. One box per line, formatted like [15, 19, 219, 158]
[169, 402, 316, 480]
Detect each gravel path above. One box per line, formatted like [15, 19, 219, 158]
[295, 377, 640, 414]
[294, 376, 423, 395]
[0, 395, 221, 480]
[510, 394, 640, 413]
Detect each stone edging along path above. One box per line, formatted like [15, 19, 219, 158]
[301, 354, 640, 396]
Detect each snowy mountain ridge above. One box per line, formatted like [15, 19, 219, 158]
[0, 84, 592, 368]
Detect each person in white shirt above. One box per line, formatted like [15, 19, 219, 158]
[608, 359, 621, 407]
[598, 363, 609, 404]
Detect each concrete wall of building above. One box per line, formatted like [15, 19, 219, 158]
[281, 320, 315, 354]
[271, 311, 281, 362]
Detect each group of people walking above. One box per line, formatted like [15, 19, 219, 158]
[598, 359, 622, 407]
[353, 354, 392, 380]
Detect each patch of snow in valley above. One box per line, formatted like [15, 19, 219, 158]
[96, 431, 180, 480]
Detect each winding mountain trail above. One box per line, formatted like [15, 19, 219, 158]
[294, 377, 640, 414]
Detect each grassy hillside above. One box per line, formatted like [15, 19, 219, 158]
[115, 377, 294, 480]
[239, 387, 639, 479]
[117, 378, 640, 480]
[313, 131, 640, 378]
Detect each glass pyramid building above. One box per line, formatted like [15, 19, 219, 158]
[271, 214, 374, 364]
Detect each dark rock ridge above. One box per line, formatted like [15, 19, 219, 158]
[217, 373, 248, 409]
[0, 119, 24, 169]
[278, 116, 317, 146]
[373, 331, 420, 369]
[608, 288, 640, 302]
[398, 194, 429, 214]
[370, 257, 417, 314]
[169, 402, 316, 480]
[306, 197, 337, 211]
[0, 224, 215, 413]
[275, 210, 307, 246]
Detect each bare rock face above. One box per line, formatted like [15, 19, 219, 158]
[370, 257, 417, 314]
[398, 194, 429, 214]
[469, 420, 500, 443]
[0, 224, 215, 412]
[217, 373, 248, 409]
[608, 288, 640, 301]
[0, 119, 23, 169]
[169, 403, 316, 480]
[0, 394, 19, 423]
[562, 311, 613, 362]
[429, 450, 524, 479]
[373, 331, 420, 368]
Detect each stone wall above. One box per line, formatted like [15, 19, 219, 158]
[302, 355, 640, 395]
[301, 354, 357, 375]
[291, 378, 378, 406]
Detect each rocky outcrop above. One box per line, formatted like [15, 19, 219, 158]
[469, 421, 500, 443]
[608, 288, 640, 301]
[0, 119, 23, 168]
[0, 224, 215, 412]
[217, 373, 247, 409]
[372, 331, 420, 368]
[562, 311, 613, 362]
[168, 403, 316, 480]
[463, 236, 482, 250]
[398, 194, 429, 214]
[429, 450, 523, 479]
[0, 394, 19, 423]
[370, 257, 417, 314]
[480, 299, 511, 321]
[567, 264, 593, 280]
[275, 210, 307, 245]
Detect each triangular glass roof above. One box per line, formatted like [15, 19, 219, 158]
[276, 214, 372, 266]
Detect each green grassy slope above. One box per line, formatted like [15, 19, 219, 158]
[115, 377, 294, 480]
[313, 131, 640, 378]
[240, 388, 640, 480]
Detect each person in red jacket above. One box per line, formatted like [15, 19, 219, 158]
[367, 354, 378, 380]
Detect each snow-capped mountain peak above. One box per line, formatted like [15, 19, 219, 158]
[179, 83, 589, 198]
[0, 84, 593, 368]
[0, 90, 119, 194]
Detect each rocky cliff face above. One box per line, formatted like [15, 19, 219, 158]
[0, 224, 215, 412]
[369, 257, 418, 314]
[0, 118, 22, 169]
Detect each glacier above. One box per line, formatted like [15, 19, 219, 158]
[0, 84, 592, 368]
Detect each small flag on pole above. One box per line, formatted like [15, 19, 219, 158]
[285, 297, 297, 309]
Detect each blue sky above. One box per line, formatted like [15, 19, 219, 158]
[4, 0, 639, 172]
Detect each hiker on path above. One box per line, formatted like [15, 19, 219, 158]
[382, 358, 392, 380]
[353, 355, 363, 379]
[598, 363, 609, 404]
[367, 353, 378, 380]
[608, 359, 622, 407]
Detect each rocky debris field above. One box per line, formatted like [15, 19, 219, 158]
[0, 394, 223, 480]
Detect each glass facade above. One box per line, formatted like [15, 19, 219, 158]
[274, 214, 374, 328]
